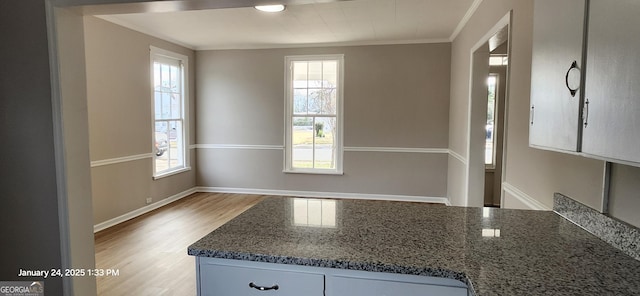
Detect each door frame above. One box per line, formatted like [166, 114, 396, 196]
[464, 12, 512, 207]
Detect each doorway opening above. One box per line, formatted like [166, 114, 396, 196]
[466, 12, 511, 208]
[484, 32, 508, 207]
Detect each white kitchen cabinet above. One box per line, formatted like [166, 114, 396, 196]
[529, 0, 586, 152]
[581, 0, 640, 164]
[196, 257, 468, 296]
[529, 0, 640, 166]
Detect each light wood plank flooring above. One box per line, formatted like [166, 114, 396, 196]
[94, 192, 265, 296]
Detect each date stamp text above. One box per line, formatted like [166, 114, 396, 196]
[17, 268, 120, 279]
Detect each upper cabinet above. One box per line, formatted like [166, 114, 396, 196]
[529, 0, 586, 152]
[582, 0, 640, 164]
[530, 0, 640, 166]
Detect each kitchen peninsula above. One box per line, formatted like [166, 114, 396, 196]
[188, 196, 640, 295]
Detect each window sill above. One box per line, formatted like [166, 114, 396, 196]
[283, 169, 343, 176]
[153, 166, 191, 180]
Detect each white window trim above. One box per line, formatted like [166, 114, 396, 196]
[150, 46, 191, 179]
[284, 54, 344, 175]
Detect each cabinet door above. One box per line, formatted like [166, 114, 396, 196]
[529, 0, 586, 151]
[326, 275, 467, 296]
[582, 0, 640, 164]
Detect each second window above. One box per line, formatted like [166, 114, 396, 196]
[285, 55, 344, 174]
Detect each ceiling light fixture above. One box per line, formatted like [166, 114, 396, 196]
[255, 4, 286, 12]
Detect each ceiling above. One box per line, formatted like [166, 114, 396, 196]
[97, 0, 479, 50]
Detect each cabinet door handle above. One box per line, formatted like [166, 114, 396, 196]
[249, 282, 279, 291]
[565, 60, 580, 97]
[583, 99, 589, 128]
[530, 105, 535, 125]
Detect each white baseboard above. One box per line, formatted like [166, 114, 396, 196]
[196, 186, 450, 205]
[94, 187, 450, 232]
[502, 182, 550, 211]
[93, 187, 197, 233]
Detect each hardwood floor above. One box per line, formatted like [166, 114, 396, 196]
[94, 192, 265, 296]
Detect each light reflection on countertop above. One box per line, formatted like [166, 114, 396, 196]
[481, 207, 501, 238]
[291, 199, 337, 228]
[189, 197, 640, 296]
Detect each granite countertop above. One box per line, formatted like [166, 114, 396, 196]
[188, 197, 640, 295]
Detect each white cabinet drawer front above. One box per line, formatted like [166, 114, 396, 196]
[327, 275, 467, 296]
[199, 263, 324, 296]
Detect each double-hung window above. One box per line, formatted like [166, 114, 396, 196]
[151, 47, 189, 178]
[285, 55, 344, 174]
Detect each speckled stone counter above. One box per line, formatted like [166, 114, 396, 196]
[188, 197, 640, 295]
[554, 193, 640, 261]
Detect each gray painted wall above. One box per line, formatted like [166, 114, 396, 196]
[83, 16, 197, 224]
[196, 44, 451, 198]
[0, 1, 64, 294]
[609, 164, 640, 228]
